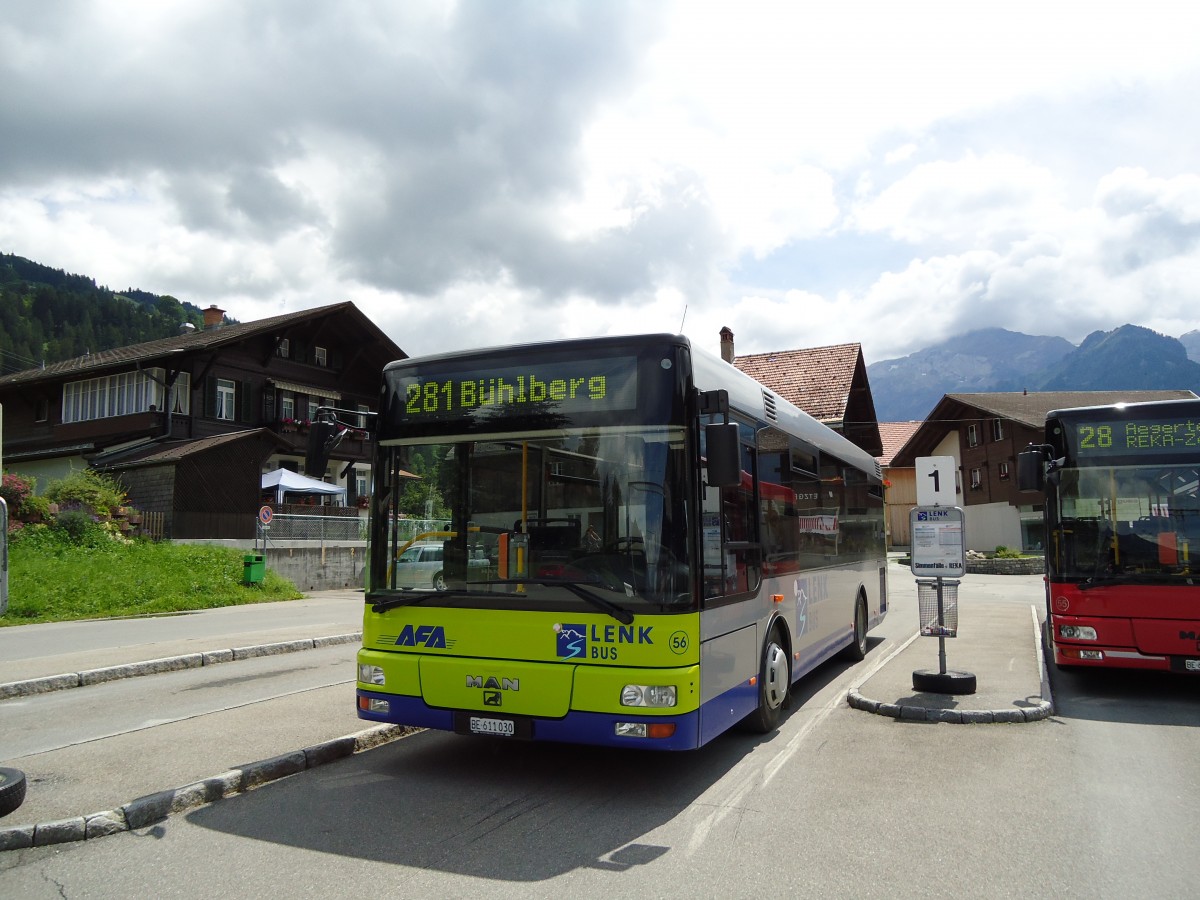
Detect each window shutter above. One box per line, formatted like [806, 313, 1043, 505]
[204, 375, 217, 417]
[240, 380, 253, 423]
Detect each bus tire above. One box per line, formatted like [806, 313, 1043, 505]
[840, 593, 868, 661]
[0, 767, 27, 818]
[742, 627, 790, 733]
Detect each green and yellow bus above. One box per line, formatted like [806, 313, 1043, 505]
[327, 334, 887, 749]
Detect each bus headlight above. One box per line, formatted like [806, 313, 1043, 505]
[1058, 625, 1097, 641]
[359, 664, 386, 685]
[620, 684, 677, 707]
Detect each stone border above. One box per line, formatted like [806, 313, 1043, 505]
[846, 688, 1053, 723]
[964, 556, 1044, 575]
[0, 724, 416, 851]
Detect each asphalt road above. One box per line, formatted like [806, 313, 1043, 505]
[2, 570, 1198, 898]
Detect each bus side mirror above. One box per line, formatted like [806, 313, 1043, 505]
[705, 422, 741, 488]
[1017, 448, 1045, 492]
[305, 420, 344, 478]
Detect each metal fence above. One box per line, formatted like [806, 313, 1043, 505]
[257, 515, 462, 544]
[264, 512, 367, 542]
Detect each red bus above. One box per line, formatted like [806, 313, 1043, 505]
[1019, 398, 1200, 673]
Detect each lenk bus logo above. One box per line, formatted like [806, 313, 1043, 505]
[555, 622, 654, 661]
[556, 624, 587, 659]
[395, 624, 452, 649]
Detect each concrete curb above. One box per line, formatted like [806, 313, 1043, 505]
[845, 687, 1054, 723]
[0, 724, 417, 851]
[0, 633, 363, 700]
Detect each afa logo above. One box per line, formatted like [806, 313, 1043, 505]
[395, 624, 454, 649]
[555, 623, 586, 660]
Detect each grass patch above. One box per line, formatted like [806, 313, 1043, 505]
[4, 528, 302, 626]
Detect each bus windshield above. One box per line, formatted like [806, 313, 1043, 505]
[1053, 463, 1200, 581]
[377, 426, 692, 610]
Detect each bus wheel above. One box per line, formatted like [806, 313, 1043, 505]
[840, 594, 868, 661]
[742, 629, 790, 733]
[433, 572, 447, 591]
[0, 767, 27, 818]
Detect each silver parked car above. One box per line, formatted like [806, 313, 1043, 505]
[393, 542, 491, 590]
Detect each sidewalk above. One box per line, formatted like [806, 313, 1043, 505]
[849, 594, 1054, 724]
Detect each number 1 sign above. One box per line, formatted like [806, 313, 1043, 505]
[915, 456, 956, 506]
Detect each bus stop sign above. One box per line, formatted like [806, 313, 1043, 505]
[909, 506, 966, 578]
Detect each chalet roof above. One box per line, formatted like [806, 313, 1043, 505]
[877, 421, 922, 466]
[734, 343, 863, 423]
[891, 389, 1198, 466]
[0, 301, 404, 388]
[97, 429, 287, 469]
[942, 390, 1198, 429]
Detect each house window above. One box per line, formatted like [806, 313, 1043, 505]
[215, 378, 236, 421]
[999, 461, 1011, 481]
[357, 403, 369, 429]
[280, 393, 295, 422]
[170, 373, 192, 414]
[970, 467, 983, 490]
[991, 418, 1005, 441]
[967, 424, 979, 447]
[276, 338, 290, 359]
[307, 397, 320, 422]
[315, 346, 327, 367]
[35, 398, 49, 422]
[62, 367, 173, 423]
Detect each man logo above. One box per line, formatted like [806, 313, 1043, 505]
[483, 692, 502, 706]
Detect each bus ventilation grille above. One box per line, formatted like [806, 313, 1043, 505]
[762, 390, 778, 421]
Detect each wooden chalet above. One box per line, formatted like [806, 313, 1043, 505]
[0, 301, 405, 539]
[890, 389, 1198, 551]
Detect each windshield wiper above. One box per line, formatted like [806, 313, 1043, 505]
[1078, 572, 1190, 590]
[370, 591, 442, 613]
[368, 580, 636, 624]
[540, 579, 635, 624]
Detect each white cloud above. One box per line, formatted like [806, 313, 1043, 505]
[3, 0, 1200, 373]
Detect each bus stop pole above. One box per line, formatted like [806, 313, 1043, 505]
[936, 576, 947, 675]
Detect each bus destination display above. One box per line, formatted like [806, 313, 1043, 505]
[398, 356, 639, 423]
[1071, 416, 1200, 458]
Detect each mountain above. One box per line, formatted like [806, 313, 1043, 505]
[1032, 325, 1200, 390]
[869, 325, 1200, 421]
[0, 253, 207, 375]
[867, 328, 1074, 420]
[1178, 329, 1200, 361]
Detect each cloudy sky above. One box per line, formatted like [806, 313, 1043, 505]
[4, 1, 1200, 366]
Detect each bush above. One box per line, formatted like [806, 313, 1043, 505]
[994, 545, 1023, 558]
[53, 509, 108, 546]
[45, 468, 128, 519]
[0, 472, 35, 522]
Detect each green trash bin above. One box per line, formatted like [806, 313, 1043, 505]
[243, 553, 265, 585]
